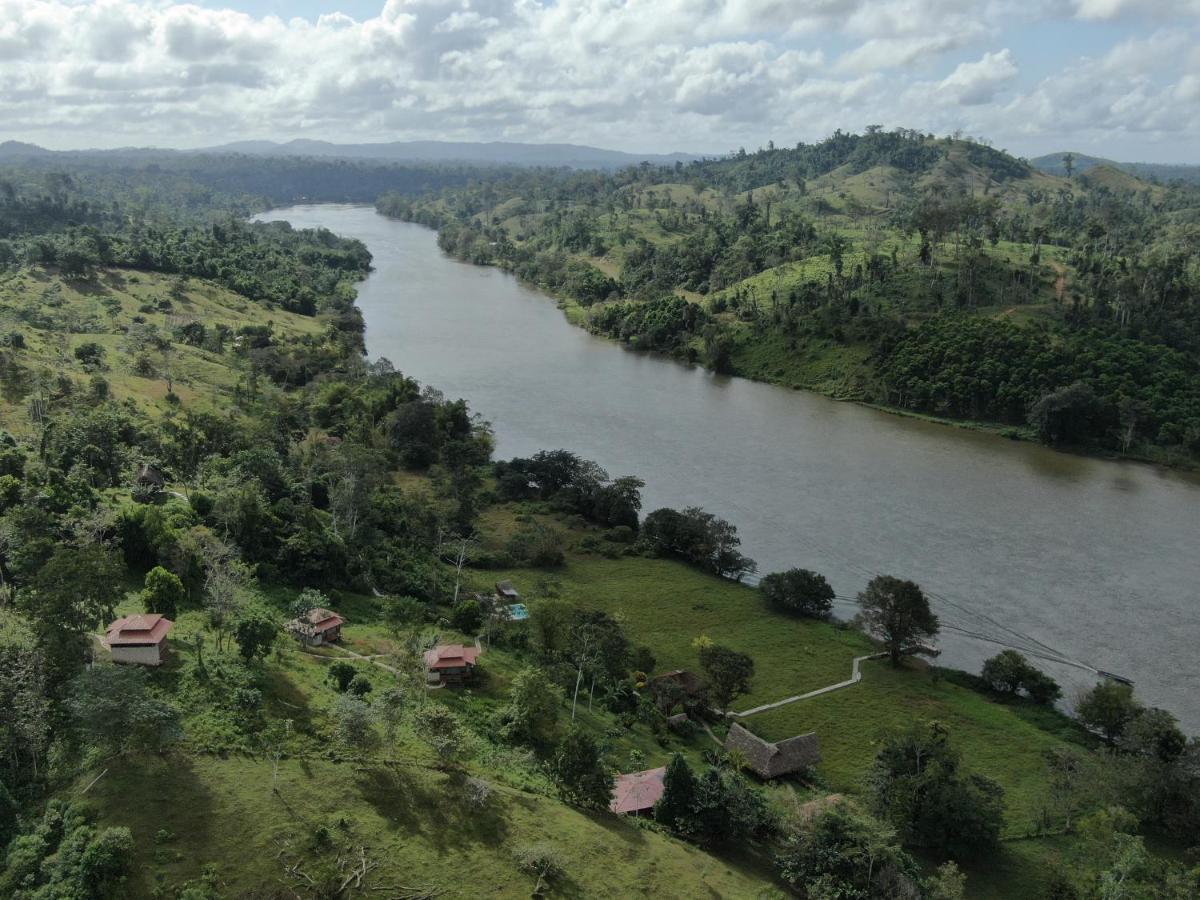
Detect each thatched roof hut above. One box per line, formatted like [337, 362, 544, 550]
[724, 722, 820, 779]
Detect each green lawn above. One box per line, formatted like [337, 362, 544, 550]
[475, 506, 1092, 845]
[83, 754, 779, 899]
[746, 660, 1088, 835]
[480, 551, 871, 713]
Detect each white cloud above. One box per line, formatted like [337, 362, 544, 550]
[0, 0, 1195, 160]
[937, 49, 1019, 105]
[1072, 0, 1200, 21]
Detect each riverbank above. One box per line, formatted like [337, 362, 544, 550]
[261, 204, 1200, 734]
[431, 236, 1199, 474]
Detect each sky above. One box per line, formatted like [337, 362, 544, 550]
[1, 1, 1198, 162]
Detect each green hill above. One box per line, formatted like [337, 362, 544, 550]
[379, 129, 1200, 467]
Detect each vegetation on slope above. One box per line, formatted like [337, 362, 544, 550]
[0, 148, 1197, 900]
[378, 128, 1200, 465]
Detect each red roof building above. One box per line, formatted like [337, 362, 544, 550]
[609, 766, 666, 815]
[423, 643, 482, 684]
[286, 607, 345, 646]
[103, 613, 173, 666]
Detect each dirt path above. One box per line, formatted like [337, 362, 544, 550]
[1050, 260, 1068, 302]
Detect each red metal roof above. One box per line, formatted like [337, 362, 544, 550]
[423, 643, 482, 670]
[104, 613, 173, 647]
[609, 766, 666, 814]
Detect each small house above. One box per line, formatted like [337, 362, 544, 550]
[103, 613, 173, 666]
[610, 766, 666, 815]
[495, 580, 520, 602]
[424, 643, 482, 684]
[135, 463, 165, 488]
[286, 607, 345, 646]
[724, 722, 820, 779]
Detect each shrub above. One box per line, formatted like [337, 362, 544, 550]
[760, 568, 836, 618]
[450, 598, 484, 634]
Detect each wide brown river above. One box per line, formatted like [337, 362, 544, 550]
[260, 204, 1200, 732]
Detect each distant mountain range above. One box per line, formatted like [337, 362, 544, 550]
[0, 138, 700, 170]
[200, 139, 701, 168]
[1032, 152, 1200, 185]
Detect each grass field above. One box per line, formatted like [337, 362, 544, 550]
[84, 754, 778, 899]
[474, 504, 1090, 823]
[0, 266, 323, 430]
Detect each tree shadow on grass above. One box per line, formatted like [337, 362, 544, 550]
[86, 754, 217, 890]
[354, 764, 512, 852]
[261, 668, 316, 733]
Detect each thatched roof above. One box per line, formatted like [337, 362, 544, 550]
[724, 722, 820, 779]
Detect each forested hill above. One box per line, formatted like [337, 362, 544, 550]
[378, 128, 1200, 466]
[1032, 152, 1200, 185]
[0, 145, 492, 210]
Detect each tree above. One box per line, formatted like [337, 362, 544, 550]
[981, 650, 1028, 694]
[414, 703, 466, 766]
[759, 568, 835, 618]
[775, 801, 917, 898]
[0, 642, 51, 786]
[857, 576, 939, 666]
[73, 341, 106, 370]
[22, 546, 124, 685]
[498, 667, 562, 746]
[1029, 382, 1099, 446]
[926, 862, 967, 900]
[1120, 707, 1186, 763]
[373, 686, 407, 745]
[691, 767, 773, 845]
[698, 643, 754, 710]
[980, 649, 1060, 704]
[1024, 669, 1063, 706]
[333, 694, 375, 751]
[550, 725, 612, 808]
[290, 586, 329, 621]
[1077, 681, 1139, 744]
[450, 598, 483, 634]
[66, 665, 181, 755]
[201, 539, 251, 653]
[327, 661, 357, 692]
[141, 566, 185, 619]
[233, 608, 277, 663]
[260, 718, 292, 793]
[654, 753, 697, 831]
[346, 673, 373, 697]
[870, 722, 1005, 857]
[1062, 152, 1076, 179]
[512, 843, 567, 897]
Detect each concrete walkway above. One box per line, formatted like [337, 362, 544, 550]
[729, 653, 887, 719]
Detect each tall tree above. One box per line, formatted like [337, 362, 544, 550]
[698, 643, 755, 710]
[654, 753, 698, 831]
[857, 576, 939, 665]
[22, 546, 123, 685]
[551, 725, 612, 808]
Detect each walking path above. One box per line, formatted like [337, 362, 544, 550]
[299, 644, 401, 676]
[728, 652, 887, 719]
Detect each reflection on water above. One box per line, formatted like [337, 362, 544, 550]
[257, 204, 1200, 733]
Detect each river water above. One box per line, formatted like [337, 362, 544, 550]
[258, 204, 1200, 733]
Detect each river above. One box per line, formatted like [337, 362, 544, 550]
[257, 204, 1200, 733]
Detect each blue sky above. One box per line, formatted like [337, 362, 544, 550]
[2, 1, 1198, 161]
